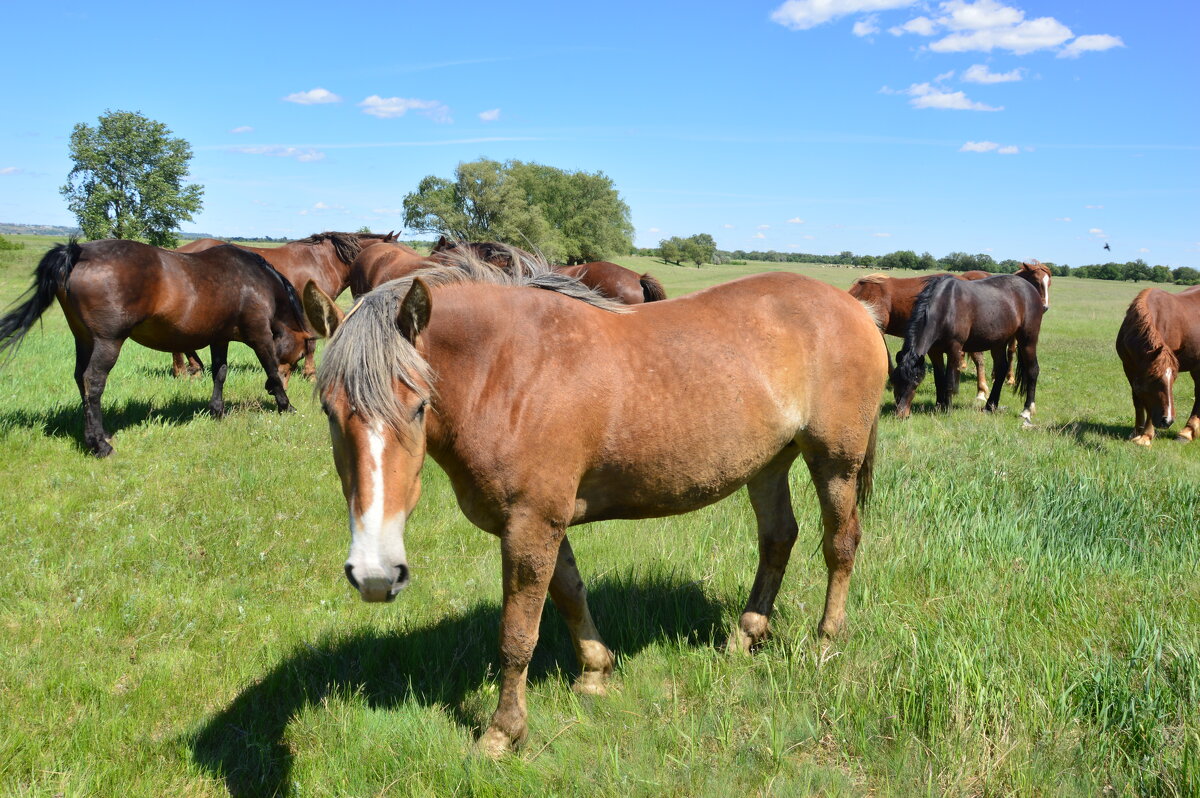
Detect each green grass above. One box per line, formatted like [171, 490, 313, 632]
[0, 239, 1197, 797]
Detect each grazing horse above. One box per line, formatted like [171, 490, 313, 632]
[172, 231, 395, 377]
[0, 239, 308, 456]
[892, 272, 1044, 420]
[849, 261, 1051, 400]
[429, 237, 668, 304]
[1115, 285, 1200, 445]
[347, 241, 431, 299]
[303, 254, 886, 756]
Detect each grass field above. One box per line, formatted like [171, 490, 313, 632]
[0, 235, 1196, 797]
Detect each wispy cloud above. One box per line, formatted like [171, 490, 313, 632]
[787, 217, 805, 224]
[299, 201, 346, 216]
[770, 0, 917, 31]
[960, 140, 1020, 153]
[0, 167, 24, 175]
[371, 208, 405, 215]
[1086, 204, 1105, 209]
[722, 223, 735, 229]
[232, 145, 326, 162]
[360, 95, 452, 123]
[961, 64, 1024, 83]
[888, 83, 1003, 111]
[478, 108, 501, 122]
[853, 15, 881, 36]
[1055, 217, 1072, 222]
[757, 224, 771, 229]
[872, 232, 892, 237]
[1059, 33, 1124, 58]
[753, 232, 767, 239]
[283, 88, 342, 105]
[230, 126, 255, 134]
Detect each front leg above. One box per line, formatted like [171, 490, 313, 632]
[548, 536, 614, 694]
[970, 351, 989, 402]
[1176, 372, 1200, 442]
[1130, 391, 1155, 445]
[477, 519, 563, 757]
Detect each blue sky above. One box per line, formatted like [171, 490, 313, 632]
[1, 1, 1196, 267]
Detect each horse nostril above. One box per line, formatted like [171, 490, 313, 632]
[344, 563, 360, 591]
[395, 563, 410, 586]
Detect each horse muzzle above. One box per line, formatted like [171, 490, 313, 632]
[345, 561, 410, 602]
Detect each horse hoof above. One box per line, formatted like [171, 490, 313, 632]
[573, 672, 609, 696]
[1132, 436, 1153, 447]
[975, 392, 987, 402]
[475, 727, 516, 758]
[91, 440, 114, 458]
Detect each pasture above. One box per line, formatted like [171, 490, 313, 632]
[0, 236, 1196, 797]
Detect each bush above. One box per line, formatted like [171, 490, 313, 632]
[0, 235, 25, 251]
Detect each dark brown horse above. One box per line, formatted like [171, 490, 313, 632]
[172, 231, 395, 377]
[302, 252, 886, 756]
[892, 272, 1045, 420]
[429, 237, 667, 304]
[0, 239, 308, 456]
[1115, 285, 1200, 445]
[849, 261, 1051, 400]
[347, 241, 431, 299]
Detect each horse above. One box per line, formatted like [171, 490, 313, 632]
[892, 272, 1045, 420]
[171, 231, 395, 377]
[301, 252, 887, 756]
[429, 237, 668, 304]
[347, 241, 431, 299]
[849, 261, 1051, 400]
[1115, 285, 1200, 445]
[0, 239, 309, 457]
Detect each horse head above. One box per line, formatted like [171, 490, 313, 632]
[1019, 260, 1052, 311]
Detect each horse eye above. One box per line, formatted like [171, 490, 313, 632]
[414, 400, 428, 420]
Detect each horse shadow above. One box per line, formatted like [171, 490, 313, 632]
[0, 396, 213, 453]
[187, 571, 724, 797]
[1053, 419, 1138, 449]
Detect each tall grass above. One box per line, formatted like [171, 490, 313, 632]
[0, 239, 1196, 796]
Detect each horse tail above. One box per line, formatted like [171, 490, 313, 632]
[1012, 335, 1033, 398]
[857, 411, 879, 508]
[639, 273, 667, 302]
[0, 237, 82, 363]
[893, 274, 954, 392]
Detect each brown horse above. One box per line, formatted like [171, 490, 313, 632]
[1115, 285, 1200, 445]
[303, 253, 887, 756]
[172, 231, 395, 377]
[347, 241, 431, 299]
[429, 237, 667, 304]
[0, 239, 309, 456]
[892, 271, 1045, 420]
[849, 262, 1051, 400]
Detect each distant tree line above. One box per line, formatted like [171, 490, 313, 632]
[658, 234, 717, 266]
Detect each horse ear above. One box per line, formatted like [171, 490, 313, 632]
[303, 280, 344, 337]
[397, 279, 431, 341]
[433, 235, 448, 251]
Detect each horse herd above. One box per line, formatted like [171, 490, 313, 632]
[0, 231, 1195, 755]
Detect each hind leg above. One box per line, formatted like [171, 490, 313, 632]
[170, 351, 204, 378]
[246, 330, 292, 412]
[1016, 336, 1039, 422]
[970, 351, 989, 401]
[1174, 371, 1200, 442]
[1005, 339, 1017, 386]
[984, 344, 1009, 413]
[728, 453, 801, 654]
[931, 351, 950, 412]
[301, 337, 317, 381]
[548, 536, 614, 694]
[207, 341, 229, 418]
[807, 457, 864, 639]
[79, 338, 124, 457]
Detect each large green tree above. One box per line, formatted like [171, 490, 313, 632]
[402, 158, 632, 262]
[60, 110, 204, 248]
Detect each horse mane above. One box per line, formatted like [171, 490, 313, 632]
[317, 249, 629, 436]
[1123, 289, 1178, 378]
[215, 245, 306, 332]
[857, 273, 891, 284]
[893, 274, 956, 390]
[855, 300, 885, 332]
[294, 231, 380, 266]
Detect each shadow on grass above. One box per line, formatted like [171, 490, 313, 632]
[0, 396, 219, 453]
[188, 570, 723, 797]
[1052, 419, 1137, 450]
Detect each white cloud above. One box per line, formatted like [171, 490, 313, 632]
[312, 202, 343, 210]
[478, 108, 501, 122]
[939, 0, 1023, 31]
[898, 83, 1002, 111]
[753, 232, 767, 239]
[787, 217, 805, 224]
[889, 15, 937, 35]
[961, 140, 999, 152]
[757, 224, 771, 229]
[1055, 217, 1072, 222]
[853, 16, 880, 36]
[961, 64, 1023, 83]
[872, 232, 892, 237]
[770, 0, 916, 31]
[0, 167, 23, 175]
[1086, 204, 1104, 209]
[232, 145, 326, 162]
[931, 16, 1074, 54]
[360, 95, 452, 123]
[1138, 248, 1149, 253]
[647, 227, 660, 233]
[803, 234, 815, 239]
[283, 88, 341, 105]
[229, 126, 255, 134]
[722, 223, 735, 229]
[1089, 227, 1105, 236]
[1059, 34, 1124, 58]
[997, 144, 1019, 154]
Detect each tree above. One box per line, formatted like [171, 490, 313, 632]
[509, 162, 633, 263]
[659, 237, 683, 265]
[681, 234, 716, 267]
[60, 110, 203, 248]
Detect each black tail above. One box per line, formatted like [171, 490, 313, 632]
[1012, 339, 1031, 398]
[0, 238, 82, 363]
[639, 273, 667, 302]
[893, 274, 955, 392]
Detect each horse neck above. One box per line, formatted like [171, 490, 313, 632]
[297, 240, 354, 296]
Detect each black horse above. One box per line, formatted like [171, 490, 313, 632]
[0, 238, 309, 456]
[892, 273, 1044, 421]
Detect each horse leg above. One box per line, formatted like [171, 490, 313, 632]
[1130, 392, 1154, 445]
[207, 341, 229, 418]
[301, 337, 317, 381]
[946, 344, 963, 403]
[247, 332, 292, 413]
[971, 352, 988, 402]
[171, 352, 187, 378]
[187, 351, 204, 376]
[728, 456, 800, 654]
[984, 344, 1009, 413]
[931, 350, 949, 412]
[79, 338, 124, 457]
[1017, 337, 1039, 423]
[477, 519, 564, 757]
[807, 457, 863, 639]
[1005, 339, 1017, 386]
[1175, 372, 1200, 442]
[547, 536, 614, 695]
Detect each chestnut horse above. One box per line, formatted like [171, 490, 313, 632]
[1115, 285, 1200, 445]
[0, 239, 308, 456]
[849, 261, 1051, 400]
[172, 231, 395, 377]
[428, 237, 667, 304]
[303, 253, 886, 755]
[892, 271, 1045, 420]
[347, 241, 430, 299]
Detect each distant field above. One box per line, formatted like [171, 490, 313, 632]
[0, 236, 1196, 796]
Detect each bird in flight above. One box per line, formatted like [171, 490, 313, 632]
[1103, 243, 1111, 251]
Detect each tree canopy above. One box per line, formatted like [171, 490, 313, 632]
[658, 234, 716, 267]
[60, 110, 203, 248]
[401, 159, 632, 262]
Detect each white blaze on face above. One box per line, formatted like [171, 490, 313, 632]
[346, 421, 408, 598]
[1042, 275, 1050, 308]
